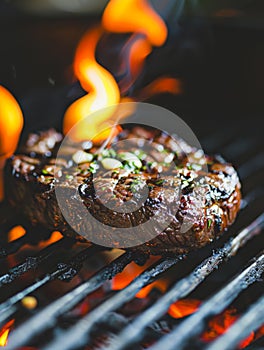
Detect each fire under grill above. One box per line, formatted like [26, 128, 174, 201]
[0, 127, 263, 350]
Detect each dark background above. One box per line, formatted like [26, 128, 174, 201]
[0, 1, 263, 140]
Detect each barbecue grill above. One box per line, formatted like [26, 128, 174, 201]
[0, 2, 263, 349]
[0, 123, 263, 350]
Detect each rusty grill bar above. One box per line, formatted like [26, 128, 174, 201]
[0, 130, 263, 350]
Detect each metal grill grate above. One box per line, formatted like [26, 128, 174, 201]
[0, 128, 263, 350]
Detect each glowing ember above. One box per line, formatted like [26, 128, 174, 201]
[168, 299, 262, 348]
[21, 296, 38, 310]
[136, 278, 168, 299]
[8, 225, 26, 242]
[20, 231, 63, 251]
[0, 319, 14, 347]
[168, 299, 201, 319]
[201, 308, 255, 349]
[37, 231, 63, 248]
[0, 86, 24, 200]
[255, 324, 264, 341]
[112, 256, 169, 298]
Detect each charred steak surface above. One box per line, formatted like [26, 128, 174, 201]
[5, 128, 241, 255]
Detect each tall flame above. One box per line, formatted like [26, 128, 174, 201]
[0, 86, 24, 200]
[63, 0, 172, 142]
[63, 27, 120, 141]
[102, 0, 167, 46]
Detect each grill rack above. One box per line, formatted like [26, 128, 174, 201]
[0, 128, 263, 350]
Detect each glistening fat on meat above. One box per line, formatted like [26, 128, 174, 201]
[5, 127, 241, 255]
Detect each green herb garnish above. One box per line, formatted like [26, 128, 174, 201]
[156, 179, 164, 186]
[102, 149, 116, 158]
[207, 219, 212, 229]
[88, 162, 99, 174]
[130, 178, 144, 193]
[135, 150, 146, 160]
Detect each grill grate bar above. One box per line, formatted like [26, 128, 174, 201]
[0, 237, 71, 287]
[0, 245, 102, 325]
[43, 214, 264, 350]
[149, 252, 264, 350]
[100, 215, 264, 350]
[1, 128, 263, 350]
[42, 256, 182, 350]
[205, 294, 264, 350]
[0, 187, 259, 289]
[5, 250, 135, 350]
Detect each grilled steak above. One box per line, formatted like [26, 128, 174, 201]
[5, 127, 241, 255]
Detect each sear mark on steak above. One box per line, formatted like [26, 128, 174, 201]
[5, 127, 241, 255]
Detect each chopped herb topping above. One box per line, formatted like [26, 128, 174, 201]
[134, 149, 147, 160]
[155, 179, 164, 186]
[102, 149, 116, 159]
[207, 219, 212, 229]
[41, 169, 49, 175]
[88, 162, 99, 174]
[130, 178, 144, 193]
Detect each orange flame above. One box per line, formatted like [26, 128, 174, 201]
[102, 0, 167, 47]
[103, 0, 168, 95]
[0, 319, 14, 347]
[63, 27, 120, 141]
[118, 33, 152, 93]
[137, 77, 182, 100]
[0, 86, 24, 200]
[63, 0, 172, 142]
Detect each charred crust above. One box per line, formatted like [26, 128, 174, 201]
[6, 127, 241, 255]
